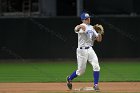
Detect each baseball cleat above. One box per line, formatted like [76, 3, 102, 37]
[93, 84, 100, 92]
[66, 76, 72, 90]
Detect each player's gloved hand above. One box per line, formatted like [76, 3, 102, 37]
[93, 24, 104, 35]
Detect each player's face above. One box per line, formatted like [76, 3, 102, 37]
[85, 18, 91, 24]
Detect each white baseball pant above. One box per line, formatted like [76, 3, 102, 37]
[76, 47, 100, 76]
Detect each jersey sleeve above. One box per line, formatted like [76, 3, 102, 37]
[78, 29, 85, 33]
[74, 25, 79, 33]
[74, 24, 86, 34]
[74, 26, 84, 33]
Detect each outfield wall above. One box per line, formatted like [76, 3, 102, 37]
[0, 16, 139, 59]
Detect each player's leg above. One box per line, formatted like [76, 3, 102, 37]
[88, 47, 100, 91]
[67, 48, 88, 89]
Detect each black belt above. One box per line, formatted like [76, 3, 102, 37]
[80, 47, 90, 49]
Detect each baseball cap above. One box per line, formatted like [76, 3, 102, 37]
[80, 13, 91, 20]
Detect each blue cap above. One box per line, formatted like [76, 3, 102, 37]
[80, 13, 91, 20]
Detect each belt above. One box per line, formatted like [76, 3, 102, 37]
[80, 46, 90, 49]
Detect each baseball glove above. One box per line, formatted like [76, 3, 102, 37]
[93, 24, 104, 35]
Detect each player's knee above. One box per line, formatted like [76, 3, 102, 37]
[76, 69, 85, 76]
[93, 64, 100, 71]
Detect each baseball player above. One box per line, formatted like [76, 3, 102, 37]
[66, 12, 104, 91]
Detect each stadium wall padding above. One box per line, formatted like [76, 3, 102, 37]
[0, 17, 139, 59]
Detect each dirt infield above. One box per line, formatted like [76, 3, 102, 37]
[0, 82, 140, 93]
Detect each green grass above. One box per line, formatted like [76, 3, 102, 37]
[0, 60, 139, 82]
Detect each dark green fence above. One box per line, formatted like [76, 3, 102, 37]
[0, 17, 139, 59]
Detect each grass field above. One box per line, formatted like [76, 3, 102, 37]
[0, 60, 139, 82]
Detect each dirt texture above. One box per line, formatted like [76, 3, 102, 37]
[0, 82, 140, 93]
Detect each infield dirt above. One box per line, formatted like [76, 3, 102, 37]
[0, 82, 140, 93]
